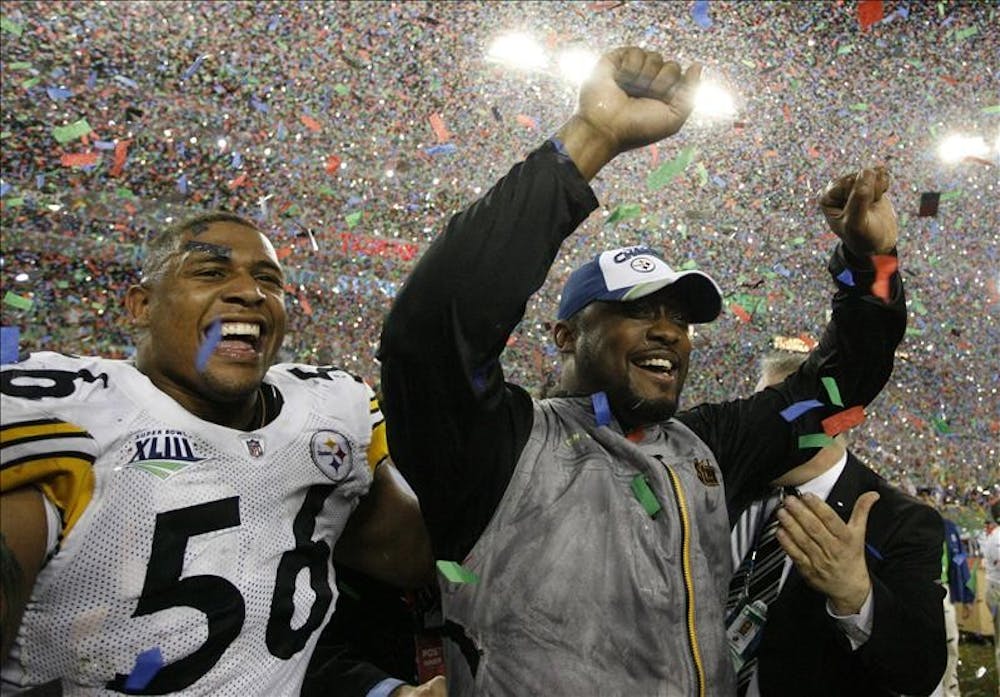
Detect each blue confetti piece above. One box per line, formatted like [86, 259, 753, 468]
[896, 5, 909, 18]
[836, 268, 855, 286]
[231, 152, 243, 169]
[35, 174, 45, 188]
[864, 542, 883, 561]
[86, 70, 97, 89]
[196, 319, 222, 373]
[779, 399, 824, 422]
[592, 391, 612, 427]
[710, 175, 727, 188]
[691, 0, 713, 28]
[424, 143, 458, 156]
[773, 262, 792, 278]
[250, 97, 269, 113]
[177, 173, 188, 194]
[46, 86, 73, 100]
[124, 647, 164, 691]
[93, 140, 117, 150]
[182, 55, 207, 81]
[0, 182, 11, 197]
[267, 15, 281, 32]
[113, 75, 138, 89]
[276, 121, 287, 140]
[1, 326, 21, 364]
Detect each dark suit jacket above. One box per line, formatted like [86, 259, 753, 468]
[755, 452, 946, 697]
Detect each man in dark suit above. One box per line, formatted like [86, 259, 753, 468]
[727, 352, 946, 697]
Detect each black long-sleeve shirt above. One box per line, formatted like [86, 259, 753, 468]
[379, 141, 907, 563]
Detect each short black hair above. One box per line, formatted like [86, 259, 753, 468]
[140, 211, 261, 285]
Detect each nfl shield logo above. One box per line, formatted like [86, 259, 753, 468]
[245, 438, 264, 458]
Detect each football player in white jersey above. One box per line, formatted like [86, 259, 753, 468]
[0, 213, 436, 695]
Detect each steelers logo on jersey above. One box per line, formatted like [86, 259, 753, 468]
[309, 430, 353, 483]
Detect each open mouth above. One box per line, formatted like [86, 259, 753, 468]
[212, 321, 263, 353]
[632, 356, 678, 379]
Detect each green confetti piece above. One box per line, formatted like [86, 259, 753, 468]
[799, 433, 836, 449]
[345, 210, 362, 228]
[1, 17, 23, 36]
[939, 190, 962, 201]
[3, 291, 34, 311]
[436, 560, 479, 584]
[740, 59, 756, 69]
[679, 260, 699, 271]
[0, 131, 11, 139]
[791, 236, 806, 245]
[52, 119, 93, 144]
[937, 2, 945, 17]
[56, 280, 69, 289]
[837, 44, 854, 55]
[5, 197, 24, 207]
[907, 58, 923, 69]
[606, 202, 642, 225]
[317, 186, 337, 197]
[821, 376, 843, 407]
[21, 76, 40, 89]
[955, 26, 979, 41]
[696, 162, 708, 187]
[906, 325, 925, 337]
[116, 187, 136, 200]
[982, 104, 1000, 114]
[333, 83, 350, 96]
[849, 103, 868, 111]
[631, 474, 662, 518]
[912, 299, 928, 316]
[8, 61, 32, 70]
[647, 146, 695, 191]
[932, 417, 952, 435]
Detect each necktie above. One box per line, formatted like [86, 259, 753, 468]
[726, 497, 787, 696]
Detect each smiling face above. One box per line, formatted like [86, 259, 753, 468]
[554, 287, 693, 430]
[126, 219, 287, 417]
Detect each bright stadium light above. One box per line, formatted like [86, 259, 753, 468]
[938, 133, 989, 163]
[486, 33, 547, 71]
[692, 82, 736, 118]
[558, 47, 599, 86]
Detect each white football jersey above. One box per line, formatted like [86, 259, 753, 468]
[0, 352, 388, 696]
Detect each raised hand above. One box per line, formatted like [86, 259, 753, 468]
[556, 47, 701, 180]
[775, 491, 880, 615]
[818, 167, 898, 256]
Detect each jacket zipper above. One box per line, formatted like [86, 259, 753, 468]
[663, 463, 706, 697]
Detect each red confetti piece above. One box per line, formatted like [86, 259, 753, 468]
[61, 152, 100, 167]
[870, 254, 898, 302]
[648, 143, 659, 167]
[227, 173, 248, 190]
[275, 247, 294, 260]
[300, 114, 322, 133]
[299, 293, 313, 316]
[822, 405, 866, 436]
[429, 113, 450, 143]
[797, 333, 818, 350]
[858, 0, 884, 30]
[729, 303, 751, 323]
[325, 154, 341, 175]
[109, 139, 130, 178]
[515, 114, 538, 130]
